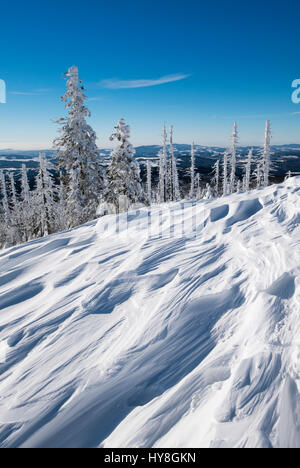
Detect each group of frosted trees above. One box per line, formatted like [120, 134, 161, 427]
[157, 124, 180, 203]
[0, 154, 59, 248]
[0, 66, 147, 248]
[0, 65, 274, 249]
[214, 119, 272, 197]
[155, 119, 272, 202]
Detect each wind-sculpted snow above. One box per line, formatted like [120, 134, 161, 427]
[0, 178, 299, 448]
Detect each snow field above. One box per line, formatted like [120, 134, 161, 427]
[0, 177, 299, 448]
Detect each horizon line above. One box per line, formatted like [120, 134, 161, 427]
[1, 142, 300, 152]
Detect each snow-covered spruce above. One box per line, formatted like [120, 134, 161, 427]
[262, 120, 272, 187]
[146, 160, 152, 204]
[195, 172, 201, 198]
[0, 170, 9, 224]
[244, 148, 253, 191]
[104, 118, 147, 212]
[54, 65, 105, 227]
[33, 153, 58, 237]
[159, 123, 168, 203]
[168, 125, 180, 201]
[0, 170, 10, 247]
[203, 182, 213, 199]
[212, 159, 220, 197]
[255, 161, 263, 188]
[223, 150, 229, 196]
[189, 142, 196, 199]
[20, 164, 34, 242]
[229, 122, 238, 194]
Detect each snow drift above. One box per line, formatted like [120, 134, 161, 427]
[0, 178, 299, 448]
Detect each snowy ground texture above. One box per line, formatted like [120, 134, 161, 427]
[0, 177, 299, 448]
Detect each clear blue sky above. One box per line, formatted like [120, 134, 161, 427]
[1, 0, 300, 149]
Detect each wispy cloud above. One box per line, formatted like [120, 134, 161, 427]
[9, 88, 53, 96]
[291, 111, 300, 115]
[88, 96, 105, 102]
[34, 88, 53, 93]
[10, 91, 38, 96]
[99, 73, 190, 89]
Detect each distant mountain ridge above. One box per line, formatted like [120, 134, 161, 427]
[0, 145, 299, 180]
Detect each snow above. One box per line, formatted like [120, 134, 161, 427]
[0, 177, 299, 448]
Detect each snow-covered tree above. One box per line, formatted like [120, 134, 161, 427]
[203, 183, 213, 200]
[21, 164, 30, 204]
[244, 148, 253, 191]
[0, 208, 6, 249]
[20, 164, 33, 242]
[54, 65, 105, 227]
[159, 123, 168, 203]
[223, 151, 229, 196]
[34, 153, 58, 237]
[146, 160, 152, 203]
[229, 122, 238, 193]
[263, 120, 271, 187]
[8, 172, 22, 245]
[9, 172, 18, 208]
[0, 170, 10, 248]
[168, 125, 180, 201]
[255, 161, 263, 188]
[57, 170, 68, 230]
[0, 170, 9, 223]
[195, 173, 201, 198]
[104, 119, 147, 212]
[174, 165, 180, 201]
[285, 170, 292, 180]
[212, 159, 220, 197]
[189, 142, 196, 198]
[242, 175, 246, 192]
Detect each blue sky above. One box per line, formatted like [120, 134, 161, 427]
[0, 0, 300, 149]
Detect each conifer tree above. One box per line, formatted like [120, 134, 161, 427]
[203, 183, 213, 200]
[8, 172, 22, 245]
[229, 122, 238, 193]
[189, 142, 196, 198]
[9, 172, 18, 208]
[212, 159, 220, 197]
[21, 164, 30, 203]
[57, 170, 68, 230]
[263, 120, 271, 187]
[20, 164, 32, 242]
[168, 125, 180, 201]
[255, 161, 263, 188]
[196, 173, 201, 198]
[0, 170, 10, 247]
[174, 164, 180, 201]
[34, 153, 57, 237]
[223, 151, 229, 196]
[146, 160, 152, 203]
[245, 148, 253, 191]
[54, 65, 105, 227]
[104, 119, 147, 212]
[159, 123, 168, 202]
[0, 170, 9, 223]
[242, 175, 246, 192]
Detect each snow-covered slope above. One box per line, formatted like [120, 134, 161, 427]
[0, 178, 299, 448]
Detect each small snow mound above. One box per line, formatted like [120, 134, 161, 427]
[225, 198, 263, 228]
[266, 273, 295, 300]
